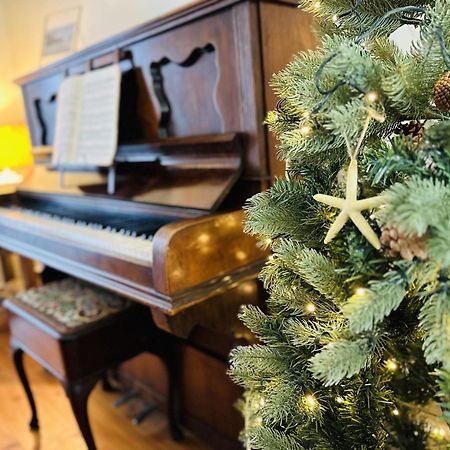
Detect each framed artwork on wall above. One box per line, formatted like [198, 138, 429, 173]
[41, 6, 81, 64]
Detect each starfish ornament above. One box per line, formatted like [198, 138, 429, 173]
[314, 156, 384, 249]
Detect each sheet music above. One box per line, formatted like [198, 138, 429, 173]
[52, 76, 82, 166]
[52, 64, 122, 167]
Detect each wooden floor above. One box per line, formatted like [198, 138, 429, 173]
[0, 330, 211, 450]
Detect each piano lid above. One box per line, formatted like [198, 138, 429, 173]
[18, 133, 244, 212]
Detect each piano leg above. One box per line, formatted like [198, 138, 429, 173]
[146, 336, 184, 441]
[65, 375, 99, 450]
[11, 345, 39, 431]
[161, 350, 184, 441]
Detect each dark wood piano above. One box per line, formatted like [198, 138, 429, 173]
[0, 1, 314, 448]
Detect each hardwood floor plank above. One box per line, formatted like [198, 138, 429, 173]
[0, 331, 211, 450]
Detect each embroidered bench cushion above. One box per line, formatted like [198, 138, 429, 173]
[12, 278, 129, 329]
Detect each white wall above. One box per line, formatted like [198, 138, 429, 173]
[0, 0, 193, 124]
[0, 1, 20, 124]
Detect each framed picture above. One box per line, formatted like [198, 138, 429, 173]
[41, 7, 81, 58]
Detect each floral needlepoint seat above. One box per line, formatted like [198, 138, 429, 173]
[12, 278, 130, 331]
[4, 277, 182, 450]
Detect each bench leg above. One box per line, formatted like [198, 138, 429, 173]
[65, 376, 99, 450]
[12, 345, 39, 431]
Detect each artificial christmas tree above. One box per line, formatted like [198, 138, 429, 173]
[230, 1, 450, 449]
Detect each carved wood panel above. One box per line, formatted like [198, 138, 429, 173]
[128, 10, 243, 140]
[23, 74, 64, 146]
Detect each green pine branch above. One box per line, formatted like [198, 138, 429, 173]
[309, 338, 373, 386]
[342, 268, 409, 333]
[419, 289, 450, 366]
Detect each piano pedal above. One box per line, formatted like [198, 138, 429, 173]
[132, 403, 159, 426]
[113, 390, 139, 408]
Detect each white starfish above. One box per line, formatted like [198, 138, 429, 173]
[314, 157, 384, 249]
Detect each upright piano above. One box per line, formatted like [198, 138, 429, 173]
[0, 1, 314, 448]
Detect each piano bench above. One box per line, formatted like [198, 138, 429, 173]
[4, 278, 182, 450]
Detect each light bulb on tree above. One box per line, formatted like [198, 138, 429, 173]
[366, 91, 378, 103]
[354, 287, 367, 297]
[386, 359, 398, 372]
[304, 394, 318, 409]
[300, 125, 312, 136]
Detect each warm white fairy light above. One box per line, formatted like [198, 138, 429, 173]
[300, 125, 312, 136]
[431, 426, 447, 440]
[386, 358, 398, 372]
[336, 396, 344, 404]
[392, 408, 400, 416]
[354, 287, 367, 297]
[262, 237, 273, 247]
[313, 1, 321, 9]
[332, 14, 340, 23]
[366, 91, 378, 103]
[304, 394, 318, 409]
[306, 303, 316, 313]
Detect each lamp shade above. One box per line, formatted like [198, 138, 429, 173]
[0, 125, 33, 169]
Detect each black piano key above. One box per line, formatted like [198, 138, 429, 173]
[16, 197, 176, 236]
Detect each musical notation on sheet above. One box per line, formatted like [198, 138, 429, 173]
[52, 64, 122, 167]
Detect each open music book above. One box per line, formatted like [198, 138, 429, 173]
[52, 64, 122, 167]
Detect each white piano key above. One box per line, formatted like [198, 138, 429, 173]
[3, 207, 153, 266]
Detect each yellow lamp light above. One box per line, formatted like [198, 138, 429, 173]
[0, 125, 33, 169]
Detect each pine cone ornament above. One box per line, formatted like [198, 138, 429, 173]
[434, 71, 450, 112]
[395, 120, 425, 144]
[380, 225, 428, 260]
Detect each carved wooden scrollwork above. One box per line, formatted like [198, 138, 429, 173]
[33, 94, 57, 146]
[149, 43, 215, 138]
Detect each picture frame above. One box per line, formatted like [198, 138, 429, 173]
[41, 7, 81, 59]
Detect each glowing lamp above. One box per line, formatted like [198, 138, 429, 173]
[0, 125, 32, 169]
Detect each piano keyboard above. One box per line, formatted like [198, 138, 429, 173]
[0, 207, 154, 267]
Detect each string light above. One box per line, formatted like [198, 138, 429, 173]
[265, 110, 279, 124]
[313, 1, 321, 9]
[336, 396, 344, 404]
[431, 426, 447, 440]
[262, 237, 273, 247]
[385, 358, 398, 372]
[392, 408, 400, 416]
[300, 125, 312, 136]
[306, 303, 316, 313]
[354, 287, 367, 297]
[332, 14, 340, 25]
[304, 394, 318, 409]
[366, 91, 378, 103]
